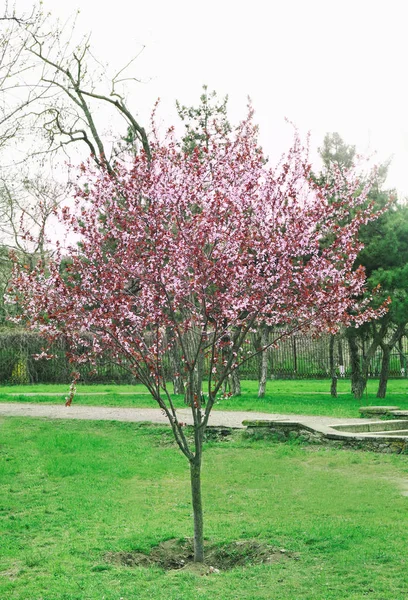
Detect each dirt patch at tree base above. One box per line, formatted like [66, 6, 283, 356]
[105, 538, 298, 572]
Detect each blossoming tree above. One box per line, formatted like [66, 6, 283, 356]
[11, 111, 386, 562]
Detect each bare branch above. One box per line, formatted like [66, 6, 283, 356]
[1, 4, 151, 176]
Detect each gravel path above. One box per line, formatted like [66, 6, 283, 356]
[0, 402, 371, 428]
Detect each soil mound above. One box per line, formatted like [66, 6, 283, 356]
[106, 538, 298, 571]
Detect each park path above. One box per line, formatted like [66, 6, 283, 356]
[0, 402, 371, 428]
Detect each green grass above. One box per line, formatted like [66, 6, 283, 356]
[1, 379, 407, 418]
[2, 417, 408, 599]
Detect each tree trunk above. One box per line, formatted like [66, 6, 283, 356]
[166, 327, 185, 395]
[169, 343, 185, 395]
[347, 330, 366, 399]
[398, 336, 407, 377]
[185, 338, 204, 405]
[329, 334, 338, 398]
[376, 327, 406, 398]
[337, 338, 345, 377]
[230, 368, 241, 396]
[222, 377, 229, 395]
[337, 337, 344, 366]
[347, 322, 389, 400]
[220, 331, 241, 396]
[258, 326, 269, 398]
[352, 375, 367, 400]
[376, 343, 391, 399]
[190, 458, 204, 562]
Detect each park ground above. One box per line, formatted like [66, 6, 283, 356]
[1, 379, 408, 599]
[1, 378, 408, 417]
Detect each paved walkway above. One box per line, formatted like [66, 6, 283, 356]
[0, 402, 371, 428]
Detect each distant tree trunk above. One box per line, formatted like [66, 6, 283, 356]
[221, 369, 241, 396]
[347, 322, 389, 400]
[337, 338, 345, 377]
[258, 326, 269, 397]
[376, 326, 406, 399]
[168, 332, 185, 395]
[347, 330, 366, 400]
[329, 334, 338, 397]
[230, 368, 241, 396]
[337, 338, 344, 365]
[184, 331, 204, 405]
[220, 331, 241, 396]
[398, 336, 407, 377]
[194, 349, 204, 403]
[376, 342, 391, 399]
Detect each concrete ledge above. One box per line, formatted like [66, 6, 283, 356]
[244, 418, 408, 454]
[333, 420, 408, 433]
[388, 410, 408, 418]
[359, 406, 400, 418]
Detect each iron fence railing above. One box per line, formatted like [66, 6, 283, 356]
[0, 330, 407, 385]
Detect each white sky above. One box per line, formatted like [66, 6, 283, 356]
[13, 0, 408, 197]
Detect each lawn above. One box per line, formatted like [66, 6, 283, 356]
[1, 417, 408, 599]
[0, 379, 407, 418]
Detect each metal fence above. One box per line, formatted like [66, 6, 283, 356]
[0, 330, 407, 385]
[0, 332, 136, 385]
[237, 334, 407, 380]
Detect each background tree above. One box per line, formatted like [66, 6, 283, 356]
[319, 132, 355, 175]
[318, 132, 402, 399]
[0, 172, 68, 329]
[367, 215, 408, 398]
[347, 194, 408, 399]
[0, 174, 67, 260]
[176, 85, 231, 155]
[11, 110, 386, 562]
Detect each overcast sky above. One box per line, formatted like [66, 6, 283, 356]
[15, 0, 408, 197]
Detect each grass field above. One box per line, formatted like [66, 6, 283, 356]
[1, 379, 407, 418]
[1, 417, 408, 599]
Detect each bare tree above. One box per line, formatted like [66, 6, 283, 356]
[1, 4, 150, 174]
[0, 6, 42, 149]
[1, 174, 68, 259]
[1, 3, 151, 292]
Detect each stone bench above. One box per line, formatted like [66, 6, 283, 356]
[359, 406, 400, 418]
